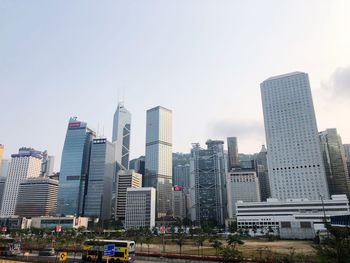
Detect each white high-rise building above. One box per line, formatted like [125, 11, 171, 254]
[112, 102, 131, 169]
[145, 106, 172, 218]
[0, 148, 42, 216]
[124, 187, 156, 229]
[261, 72, 329, 200]
[227, 170, 261, 217]
[115, 169, 142, 220]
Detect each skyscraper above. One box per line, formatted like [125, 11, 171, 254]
[0, 144, 4, 165]
[144, 106, 172, 218]
[261, 72, 329, 200]
[115, 169, 142, 221]
[112, 102, 131, 169]
[255, 145, 271, 201]
[319, 129, 350, 197]
[40, 151, 54, 177]
[15, 177, 58, 217]
[227, 137, 239, 170]
[57, 117, 95, 216]
[124, 187, 156, 229]
[0, 148, 42, 216]
[84, 138, 115, 220]
[189, 141, 226, 226]
[227, 169, 261, 217]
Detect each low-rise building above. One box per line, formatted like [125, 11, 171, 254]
[31, 216, 88, 229]
[124, 187, 155, 229]
[236, 195, 349, 239]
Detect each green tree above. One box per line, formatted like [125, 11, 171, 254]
[210, 238, 223, 256]
[221, 246, 242, 262]
[195, 233, 206, 256]
[226, 234, 244, 249]
[175, 232, 186, 255]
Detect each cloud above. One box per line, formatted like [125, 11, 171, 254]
[208, 119, 265, 141]
[323, 66, 350, 99]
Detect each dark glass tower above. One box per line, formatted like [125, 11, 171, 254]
[57, 117, 95, 216]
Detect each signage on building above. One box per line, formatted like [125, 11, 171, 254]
[68, 122, 81, 129]
[174, 185, 182, 191]
[55, 224, 62, 233]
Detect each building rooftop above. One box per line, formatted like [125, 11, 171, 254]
[263, 71, 306, 82]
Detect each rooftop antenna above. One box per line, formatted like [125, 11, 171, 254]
[97, 122, 100, 138]
[102, 125, 105, 138]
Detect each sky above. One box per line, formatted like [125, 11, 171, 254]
[1, 0, 350, 171]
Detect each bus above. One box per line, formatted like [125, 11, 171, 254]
[82, 239, 135, 262]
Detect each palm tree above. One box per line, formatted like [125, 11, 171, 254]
[195, 233, 206, 256]
[210, 239, 223, 256]
[226, 234, 244, 250]
[175, 233, 186, 256]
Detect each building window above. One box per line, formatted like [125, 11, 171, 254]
[281, 221, 291, 228]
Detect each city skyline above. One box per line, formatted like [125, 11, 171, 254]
[1, 1, 350, 169]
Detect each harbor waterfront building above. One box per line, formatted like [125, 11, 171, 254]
[227, 169, 261, 217]
[144, 106, 173, 218]
[57, 117, 96, 216]
[0, 148, 42, 216]
[319, 129, 350, 197]
[84, 138, 115, 221]
[235, 195, 349, 235]
[124, 187, 156, 229]
[261, 72, 329, 200]
[115, 169, 142, 221]
[15, 177, 58, 217]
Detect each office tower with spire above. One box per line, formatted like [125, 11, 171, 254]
[112, 102, 131, 169]
[319, 129, 350, 197]
[255, 145, 271, 201]
[144, 106, 173, 218]
[227, 137, 240, 170]
[261, 72, 329, 200]
[0, 148, 42, 216]
[57, 117, 96, 216]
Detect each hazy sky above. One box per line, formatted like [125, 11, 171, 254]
[1, 0, 350, 171]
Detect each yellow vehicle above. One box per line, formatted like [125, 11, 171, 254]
[82, 239, 135, 262]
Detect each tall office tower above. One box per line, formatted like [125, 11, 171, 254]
[40, 151, 54, 177]
[319, 129, 350, 197]
[124, 187, 156, 229]
[172, 186, 187, 220]
[15, 177, 58, 217]
[0, 159, 9, 178]
[0, 148, 42, 216]
[0, 177, 6, 211]
[0, 144, 4, 165]
[115, 169, 142, 221]
[227, 137, 240, 170]
[261, 72, 329, 200]
[144, 106, 173, 218]
[239, 153, 257, 169]
[344, 144, 350, 182]
[112, 102, 131, 169]
[227, 170, 261, 217]
[129, 156, 145, 186]
[255, 145, 271, 201]
[84, 138, 115, 220]
[173, 164, 190, 189]
[57, 117, 95, 216]
[189, 141, 226, 226]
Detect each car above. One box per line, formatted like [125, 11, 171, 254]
[38, 247, 55, 256]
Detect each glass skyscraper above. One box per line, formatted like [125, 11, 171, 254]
[144, 106, 172, 218]
[84, 138, 115, 220]
[189, 140, 226, 226]
[112, 102, 131, 169]
[261, 72, 329, 200]
[319, 129, 350, 197]
[227, 137, 239, 170]
[57, 117, 95, 216]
